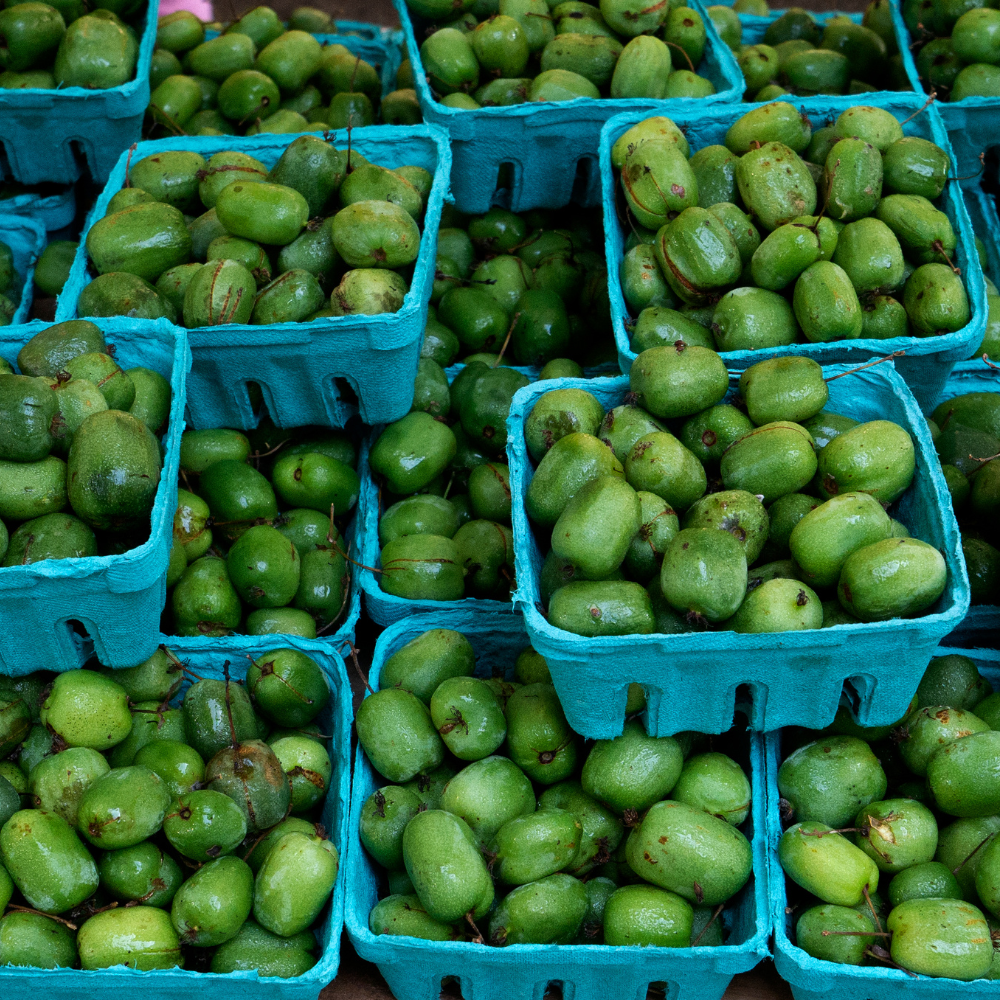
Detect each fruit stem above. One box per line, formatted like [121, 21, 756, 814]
[5, 905, 77, 930]
[899, 91, 936, 127]
[691, 903, 725, 946]
[343, 639, 374, 696]
[493, 311, 521, 367]
[862, 884, 883, 933]
[464, 911, 485, 945]
[160, 645, 203, 681]
[222, 660, 239, 749]
[823, 351, 905, 383]
[821, 930, 890, 937]
[952, 832, 994, 874]
[951, 152, 985, 183]
[123, 144, 137, 187]
[249, 440, 289, 465]
[663, 40, 694, 72]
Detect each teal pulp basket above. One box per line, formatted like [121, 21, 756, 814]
[345, 610, 771, 1000]
[507, 362, 968, 739]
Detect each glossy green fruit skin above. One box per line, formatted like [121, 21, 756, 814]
[211, 919, 319, 975]
[539, 780, 623, 874]
[440, 755, 536, 851]
[99, 841, 183, 908]
[87, 202, 192, 283]
[527, 432, 623, 528]
[817, 420, 914, 504]
[355, 688, 444, 783]
[721, 421, 817, 504]
[837, 538, 947, 622]
[661, 527, 747, 623]
[488, 873, 588, 946]
[626, 800, 752, 905]
[163, 789, 247, 862]
[380, 628, 475, 705]
[916, 654, 991, 711]
[796, 904, 872, 965]
[888, 898, 993, 981]
[40, 670, 131, 750]
[430, 676, 506, 760]
[76, 765, 171, 849]
[489, 808, 582, 885]
[789, 492, 892, 588]
[28, 747, 108, 827]
[898, 705, 990, 777]
[0, 910, 78, 969]
[171, 855, 253, 947]
[778, 735, 887, 828]
[855, 797, 938, 873]
[216, 182, 309, 248]
[889, 861, 963, 907]
[0, 809, 99, 913]
[205, 739, 291, 833]
[551, 474, 640, 580]
[379, 534, 465, 601]
[359, 786, 421, 870]
[927, 730, 1000, 818]
[78, 907, 182, 971]
[779, 821, 879, 905]
[182, 679, 257, 761]
[403, 810, 493, 923]
[368, 894, 459, 942]
[581, 720, 682, 813]
[548, 580, 655, 636]
[505, 683, 579, 785]
[603, 884, 694, 947]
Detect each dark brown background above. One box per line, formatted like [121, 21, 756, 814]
[214, 0, 855, 995]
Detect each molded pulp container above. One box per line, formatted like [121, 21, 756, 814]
[933, 186, 1000, 644]
[0, 214, 46, 325]
[0, 318, 189, 675]
[356, 432, 517, 626]
[0, 186, 76, 233]
[767, 646, 1000, 1000]
[313, 30, 403, 97]
[507, 362, 969, 740]
[735, 8, 913, 104]
[0, 0, 160, 185]
[600, 93, 985, 412]
[162, 505, 363, 651]
[888, 0, 998, 180]
[345, 611, 771, 1000]
[934, 364, 1000, 647]
[0, 634, 352, 1000]
[203, 24, 403, 99]
[392, 0, 744, 214]
[55, 125, 452, 430]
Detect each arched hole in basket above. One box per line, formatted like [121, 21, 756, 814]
[493, 161, 518, 206]
[64, 618, 89, 640]
[0, 143, 11, 182]
[440, 975, 464, 998]
[67, 139, 90, 177]
[333, 377, 360, 408]
[647, 981, 680, 1000]
[733, 683, 754, 722]
[842, 674, 881, 727]
[541, 980, 565, 1000]
[245, 380, 265, 418]
[570, 156, 597, 204]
